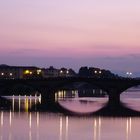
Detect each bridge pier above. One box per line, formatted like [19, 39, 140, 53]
[40, 88, 56, 103]
[108, 93, 120, 107]
[36, 88, 59, 112]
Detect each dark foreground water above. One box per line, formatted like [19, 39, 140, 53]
[1, 88, 140, 140]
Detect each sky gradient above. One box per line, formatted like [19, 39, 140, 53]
[0, 0, 140, 76]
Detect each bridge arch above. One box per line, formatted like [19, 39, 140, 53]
[119, 85, 140, 112]
[0, 82, 41, 97]
[0, 78, 140, 108]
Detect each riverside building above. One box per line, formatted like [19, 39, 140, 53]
[0, 64, 42, 79]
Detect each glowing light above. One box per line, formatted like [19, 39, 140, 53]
[38, 70, 41, 72]
[55, 93, 58, 102]
[58, 91, 63, 98]
[94, 71, 97, 74]
[126, 72, 133, 77]
[29, 113, 32, 128]
[126, 118, 132, 140]
[60, 70, 63, 73]
[1, 111, 3, 127]
[126, 72, 129, 75]
[30, 72, 33, 75]
[99, 71, 102, 74]
[12, 95, 15, 111]
[59, 117, 63, 140]
[98, 117, 101, 140]
[37, 69, 42, 74]
[66, 70, 69, 74]
[39, 95, 41, 104]
[1, 73, 4, 76]
[94, 119, 97, 140]
[24, 70, 30, 74]
[9, 111, 12, 126]
[35, 94, 37, 104]
[25, 98, 29, 112]
[10, 73, 13, 76]
[37, 112, 39, 127]
[24, 70, 33, 75]
[65, 116, 69, 140]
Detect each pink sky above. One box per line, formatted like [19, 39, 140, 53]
[0, 0, 140, 76]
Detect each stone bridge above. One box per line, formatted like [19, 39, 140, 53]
[0, 77, 140, 106]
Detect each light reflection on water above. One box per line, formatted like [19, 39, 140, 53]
[3, 88, 140, 113]
[121, 88, 140, 111]
[55, 90, 108, 113]
[0, 89, 140, 140]
[3, 95, 41, 112]
[1, 111, 140, 140]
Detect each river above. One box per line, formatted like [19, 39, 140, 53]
[0, 87, 140, 140]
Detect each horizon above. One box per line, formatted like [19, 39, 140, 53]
[0, 0, 140, 77]
[0, 63, 138, 77]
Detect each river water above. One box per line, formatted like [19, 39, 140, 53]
[0, 88, 140, 140]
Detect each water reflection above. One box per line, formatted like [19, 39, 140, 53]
[93, 118, 101, 140]
[126, 118, 132, 140]
[55, 90, 108, 114]
[121, 86, 140, 112]
[5, 94, 42, 112]
[55, 89, 107, 102]
[2, 87, 140, 115]
[59, 116, 69, 140]
[1, 111, 3, 126]
[1, 111, 140, 140]
[55, 90, 78, 102]
[1, 88, 140, 140]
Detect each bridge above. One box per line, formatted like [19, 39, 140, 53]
[0, 77, 140, 106]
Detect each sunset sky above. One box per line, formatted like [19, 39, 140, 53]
[0, 0, 140, 76]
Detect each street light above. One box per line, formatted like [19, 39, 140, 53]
[1, 73, 4, 76]
[94, 70, 102, 74]
[94, 70, 97, 74]
[60, 70, 63, 74]
[30, 72, 33, 75]
[24, 70, 30, 74]
[10, 73, 13, 76]
[99, 71, 102, 74]
[126, 72, 132, 78]
[66, 70, 69, 74]
[37, 69, 42, 75]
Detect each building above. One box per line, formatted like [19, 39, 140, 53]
[0, 64, 42, 79]
[59, 68, 76, 77]
[42, 66, 59, 78]
[43, 67, 77, 78]
[89, 67, 102, 78]
[78, 66, 118, 78]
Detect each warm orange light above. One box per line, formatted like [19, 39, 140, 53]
[37, 69, 42, 73]
[30, 72, 33, 75]
[24, 70, 30, 74]
[37, 69, 42, 75]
